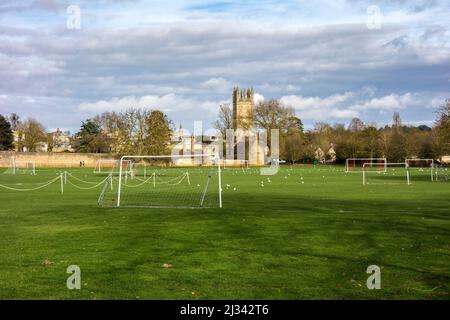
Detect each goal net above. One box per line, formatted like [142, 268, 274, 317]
[434, 165, 449, 182]
[222, 159, 249, 169]
[98, 154, 222, 208]
[363, 162, 410, 185]
[94, 159, 132, 174]
[4, 160, 36, 175]
[405, 159, 435, 182]
[346, 158, 387, 173]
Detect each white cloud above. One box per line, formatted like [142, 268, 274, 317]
[280, 92, 354, 110]
[349, 93, 415, 111]
[200, 77, 232, 90]
[78, 93, 226, 117]
[254, 93, 264, 104]
[279, 92, 357, 121]
[1, 1, 449, 131]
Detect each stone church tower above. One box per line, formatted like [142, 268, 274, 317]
[232, 87, 254, 130]
[231, 87, 264, 165]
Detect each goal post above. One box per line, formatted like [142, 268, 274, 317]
[104, 154, 222, 209]
[363, 162, 410, 185]
[346, 158, 387, 173]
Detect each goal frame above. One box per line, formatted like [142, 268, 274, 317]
[117, 154, 222, 208]
[405, 158, 435, 182]
[11, 160, 36, 175]
[94, 159, 132, 173]
[346, 158, 387, 173]
[363, 162, 410, 185]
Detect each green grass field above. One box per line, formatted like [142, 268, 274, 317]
[0, 165, 449, 299]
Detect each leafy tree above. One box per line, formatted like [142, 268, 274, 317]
[0, 114, 14, 150]
[387, 130, 407, 162]
[361, 126, 381, 159]
[433, 98, 450, 160]
[283, 133, 305, 164]
[74, 119, 103, 153]
[144, 110, 173, 155]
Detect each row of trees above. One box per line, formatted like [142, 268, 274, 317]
[74, 109, 172, 155]
[214, 99, 450, 163]
[0, 109, 173, 155]
[1, 98, 449, 162]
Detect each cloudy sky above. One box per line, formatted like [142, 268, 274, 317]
[0, 0, 449, 133]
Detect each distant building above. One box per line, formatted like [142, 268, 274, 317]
[51, 128, 74, 152]
[315, 147, 325, 163]
[171, 125, 219, 165]
[233, 87, 254, 130]
[171, 87, 265, 165]
[326, 145, 337, 163]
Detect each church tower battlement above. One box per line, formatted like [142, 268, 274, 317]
[232, 87, 254, 130]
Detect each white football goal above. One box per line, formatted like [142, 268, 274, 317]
[363, 162, 411, 185]
[7, 160, 36, 175]
[405, 159, 435, 182]
[94, 159, 132, 173]
[98, 154, 222, 208]
[346, 158, 387, 173]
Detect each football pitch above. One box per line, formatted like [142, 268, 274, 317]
[0, 165, 449, 299]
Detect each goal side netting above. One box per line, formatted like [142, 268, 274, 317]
[98, 154, 222, 208]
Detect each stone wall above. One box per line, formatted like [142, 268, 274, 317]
[0, 151, 119, 168]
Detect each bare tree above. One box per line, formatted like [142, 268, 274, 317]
[17, 118, 47, 152]
[348, 117, 365, 132]
[213, 104, 233, 137]
[254, 100, 296, 133]
[9, 113, 20, 131]
[393, 112, 402, 129]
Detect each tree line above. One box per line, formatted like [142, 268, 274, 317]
[0, 98, 449, 163]
[0, 109, 172, 155]
[214, 98, 450, 163]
